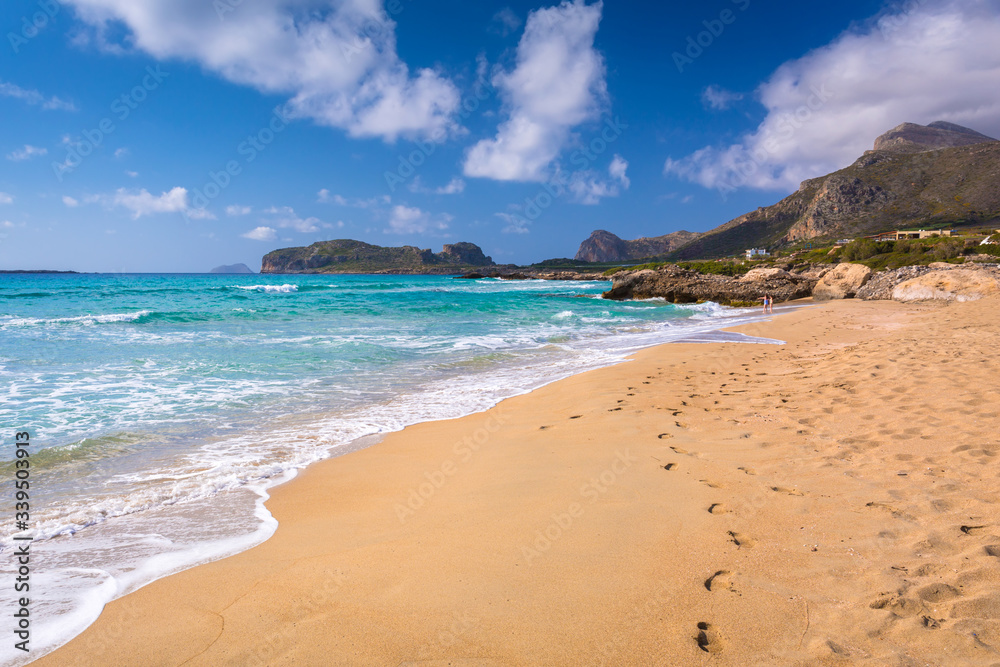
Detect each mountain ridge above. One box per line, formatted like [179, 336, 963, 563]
[575, 229, 701, 262]
[668, 121, 1000, 260]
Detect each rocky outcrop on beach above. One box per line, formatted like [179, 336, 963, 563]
[892, 265, 1000, 302]
[856, 266, 934, 300]
[812, 263, 872, 300]
[575, 229, 701, 263]
[601, 264, 815, 304]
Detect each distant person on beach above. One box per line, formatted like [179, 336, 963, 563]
[761, 295, 773, 314]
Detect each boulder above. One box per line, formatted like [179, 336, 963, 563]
[813, 263, 872, 300]
[740, 267, 793, 282]
[892, 268, 1000, 302]
[856, 266, 933, 300]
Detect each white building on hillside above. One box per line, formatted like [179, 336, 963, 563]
[746, 248, 769, 259]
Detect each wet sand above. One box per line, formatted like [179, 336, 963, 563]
[36, 297, 1000, 666]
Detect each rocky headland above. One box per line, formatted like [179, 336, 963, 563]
[574, 229, 701, 263]
[261, 240, 496, 274]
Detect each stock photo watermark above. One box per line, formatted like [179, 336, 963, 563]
[673, 0, 751, 73]
[716, 83, 834, 201]
[184, 105, 292, 218]
[7, 0, 62, 54]
[498, 116, 628, 233]
[51, 66, 169, 182]
[519, 449, 637, 566]
[384, 70, 496, 193]
[393, 409, 508, 524]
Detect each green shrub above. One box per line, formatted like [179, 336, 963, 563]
[978, 244, 1000, 257]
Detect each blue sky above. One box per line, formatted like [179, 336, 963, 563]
[1, 0, 999, 272]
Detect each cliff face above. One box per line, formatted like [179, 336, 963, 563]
[670, 121, 1000, 260]
[261, 240, 495, 274]
[575, 229, 701, 262]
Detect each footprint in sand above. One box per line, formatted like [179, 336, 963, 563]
[738, 467, 756, 476]
[539, 426, 551, 430]
[984, 545, 1000, 558]
[771, 486, 805, 496]
[696, 622, 724, 653]
[700, 480, 723, 489]
[728, 531, 755, 548]
[569, 415, 582, 420]
[670, 446, 689, 454]
[917, 583, 962, 603]
[663, 463, 678, 471]
[961, 525, 988, 536]
[705, 570, 735, 592]
[708, 503, 728, 515]
[657, 433, 674, 440]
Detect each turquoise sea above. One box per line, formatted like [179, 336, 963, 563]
[0, 273, 776, 663]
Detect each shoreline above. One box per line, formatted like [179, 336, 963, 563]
[5, 295, 778, 665]
[32, 297, 1000, 665]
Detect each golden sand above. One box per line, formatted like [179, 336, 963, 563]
[37, 298, 1000, 666]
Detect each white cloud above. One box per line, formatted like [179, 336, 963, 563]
[490, 8, 522, 36]
[665, 0, 1000, 194]
[565, 154, 630, 205]
[263, 206, 321, 233]
[496, 212, 530, 234]
[242, 226, 277, 241]
[63, 0, 460, 142]
[319, 190, 387, 208]
[63, 196, 80, 207]
[112, 187, 189, 218]
[114, 147, 129, 158]
[0, 80, 76, 111]
[1, 220, 15, 228]
[701, 85, 743, 111]
[125, 170, 139, 178]
[6, 145, 48, 161]
[463, 0, 607, 182]
[435, 177, 466, 194]
[0, 193, 13, 204]
[409, 176, 466, 195]
[386, 205, 450, 234]
[608, 154, 629, 188]
[226, 205, 252, 216]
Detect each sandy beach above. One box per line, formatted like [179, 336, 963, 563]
[35, 297, 1000, 666]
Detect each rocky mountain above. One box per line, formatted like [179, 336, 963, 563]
[261, 240, 495, 274]
[670, 121, 1000, 260]
[873, 121, 995, 153]
[210, 263, 254, 274]
[575, 229, 701, 262]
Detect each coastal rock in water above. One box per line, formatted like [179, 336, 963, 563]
[438, 242, 493, 266]
[602, 265, 815, 304]
[813, 263, 872, 300]
[892, 268, 1000, 302]
[211, 263, 254, 274]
